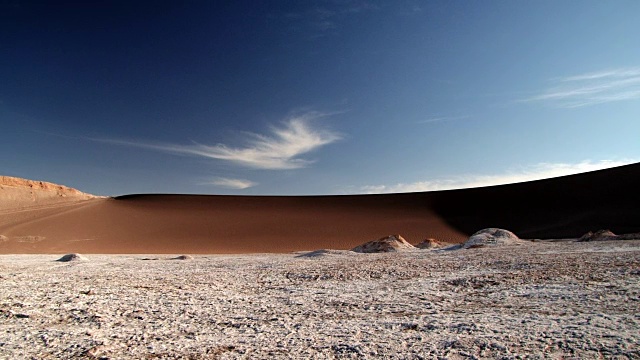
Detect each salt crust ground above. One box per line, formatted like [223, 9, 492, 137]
[1, 241, 639, 359]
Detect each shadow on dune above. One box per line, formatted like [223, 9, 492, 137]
[429, 163, 640, 239]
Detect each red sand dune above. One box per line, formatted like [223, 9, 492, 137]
[1, 163, 639, 253]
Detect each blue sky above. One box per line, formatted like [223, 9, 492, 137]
[1, 1, 639, 196]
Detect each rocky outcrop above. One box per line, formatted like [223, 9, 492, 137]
[462, 228, 523, 249]
[351, 235, 416, 253]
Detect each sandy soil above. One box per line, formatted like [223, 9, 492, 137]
[1, 240, 638, 359]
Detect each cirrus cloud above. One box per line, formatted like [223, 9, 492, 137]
[524, 67, 640, 108]
[94, 113, 342, 170]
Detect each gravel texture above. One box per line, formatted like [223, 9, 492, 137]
[1, 240, 639, 359]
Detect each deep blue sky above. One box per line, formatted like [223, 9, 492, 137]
[2, 1, 639, 196]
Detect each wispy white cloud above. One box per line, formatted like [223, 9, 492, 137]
[95, 113, 342, 170]
[561, 68, 640, 82]
[524, 67, 640, 107]
[202, 177, 257, 190]
[359, 159, 636, 194]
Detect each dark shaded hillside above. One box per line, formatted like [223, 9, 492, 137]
[429, 162, 640, 238]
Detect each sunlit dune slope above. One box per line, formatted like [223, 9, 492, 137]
[0, 194, 462, 253]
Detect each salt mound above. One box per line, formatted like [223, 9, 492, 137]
[578, 230, 640, 241]
[352, 235, 416, 253]
[56, 253, 87, 262]
[578, 229, 616, 242]
[618, 232, 640, 240]
[170, 255, 193, 260]
[462, 228, 522, 249]
[296, 249, 354, 258]
[415, 238, 444, 249]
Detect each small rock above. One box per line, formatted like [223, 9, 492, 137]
[85, 345, 109, 358]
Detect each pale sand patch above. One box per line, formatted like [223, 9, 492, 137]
[14, 235, 46, 243]
[0, 240, 639, 359]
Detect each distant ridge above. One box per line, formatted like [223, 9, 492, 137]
[0, 175, 93, 195]
[0, 175, 99, 211]
[0, 163, 639, 253]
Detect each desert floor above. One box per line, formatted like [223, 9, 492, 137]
[1, 240, 639, 359]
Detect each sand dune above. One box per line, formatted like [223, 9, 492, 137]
[1, 163, 639, 253]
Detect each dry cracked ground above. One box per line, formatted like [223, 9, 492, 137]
[1, 240, 639, 359]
